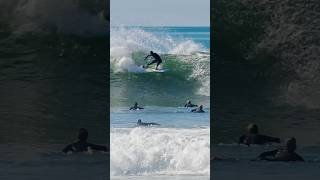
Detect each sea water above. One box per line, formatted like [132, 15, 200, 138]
[110, 27, 210, 179]
[0, 1, 108, 179]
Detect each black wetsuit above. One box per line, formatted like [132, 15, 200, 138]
[137, 121, 160, 127]
[238, 134, 280, 145]
[145, 53, 162, 68]
[130, 106, 144, 110]
[258, 149, 304, 161]
[63, 141, 107, 153]
[191, 107, 205, 113]
[185, 103, 198, 107]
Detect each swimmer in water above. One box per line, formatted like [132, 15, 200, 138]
[143, 51, 163, 70]
[238, 123, 280, 145]
[257, 137, 304, 161]
[184, 100, 198, 107]
[62, 128, 108, 153]
[129, 102, 144, 110]
[191, 105, 205, 113]
[136, 119, 160, 127]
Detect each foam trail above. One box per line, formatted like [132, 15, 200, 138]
[111, 128, 210, 176]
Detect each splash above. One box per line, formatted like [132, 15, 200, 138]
[110, 27, 210, 96]
[110, 127, 210, 176]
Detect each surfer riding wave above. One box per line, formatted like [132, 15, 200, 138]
[143, 51, 163, 70]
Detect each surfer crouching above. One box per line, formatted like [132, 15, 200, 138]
[136, 119, 160, 127]
[62, 128, 108, 154]
[144, 51, 163, 70]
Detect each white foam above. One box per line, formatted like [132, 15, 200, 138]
[110, 27, 210, 96]
[110, 128, 210, 176]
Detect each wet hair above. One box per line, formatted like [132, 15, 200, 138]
[199, 105, 203, 109]
[138, 119, 142, 123]
[78, 128, 88, 141]
[247, 123, 258, 134]
[150, 51, 153, 54]
[285, 137, 297, 152]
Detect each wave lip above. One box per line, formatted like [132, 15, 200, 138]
[110, 127, 210, 176]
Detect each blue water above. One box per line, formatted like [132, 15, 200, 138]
[111, 106, 209, 128]
[110, 27, 210, 179]
[134, 27, 210, 49]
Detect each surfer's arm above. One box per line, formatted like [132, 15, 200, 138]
[238, 135, 246, 144]
[258, 149, 278, 160]
[261, 135, 281, 143]
[294, 153, 305, 161]
[88, 143, 108, 152]
[144, 55, 151, 60]
[62, 144, 74, 153]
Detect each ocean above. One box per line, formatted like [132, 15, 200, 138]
[0, 0, 108, 179]
[213, 1, 320, 179]
[110, 27, 210, 179]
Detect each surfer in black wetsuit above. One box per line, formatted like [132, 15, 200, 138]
[238, 123, 280, 145]
[144, 51, 163, 70]
[191, 105, 205, 113]
[62, 128, 108, 153]
[257, 137, 304, 161]
[184, 100, 198, 107]
[137, 119, 160, 127]
[129, 102, 144, 110]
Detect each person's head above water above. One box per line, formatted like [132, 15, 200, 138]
[199, 105, 203, 110]
[134, 102, 138, 106]
[78, 128, 88, 142]
[187, 100, 191, 104]
[247, 123, 259, 134]
[150, 51, 154, 55]
[284, 137, 297, 152]
[137, 119, 142, 124]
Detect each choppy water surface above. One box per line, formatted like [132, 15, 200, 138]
[110, 27, 210, 179]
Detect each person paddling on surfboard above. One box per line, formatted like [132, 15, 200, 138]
[143, 51, 162, 70]
[62, 128, 108, 154]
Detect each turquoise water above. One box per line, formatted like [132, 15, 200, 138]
[110, 27, 210, 179]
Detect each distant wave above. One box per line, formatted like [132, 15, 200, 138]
[110, 127, 210, 176]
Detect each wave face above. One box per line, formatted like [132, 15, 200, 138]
[110, 27, 210, 106]
[213, 0, 320, 108]
[0, 0, 107, 36]
[111, 128, 210, 176]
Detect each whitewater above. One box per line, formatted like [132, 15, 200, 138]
[110, 27, 210, 179]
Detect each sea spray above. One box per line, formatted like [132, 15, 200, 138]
[111, 128, 210, 176]
[110, 27, 210, 96]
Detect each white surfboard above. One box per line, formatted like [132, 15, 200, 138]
[144, 68, 168, 73]
[141, 65, 168, 73]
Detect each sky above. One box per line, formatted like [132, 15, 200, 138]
[111, 0, 210, 26]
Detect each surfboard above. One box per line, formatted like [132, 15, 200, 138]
[144, 68, 168, 73]
[141, 65, 168, 73]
